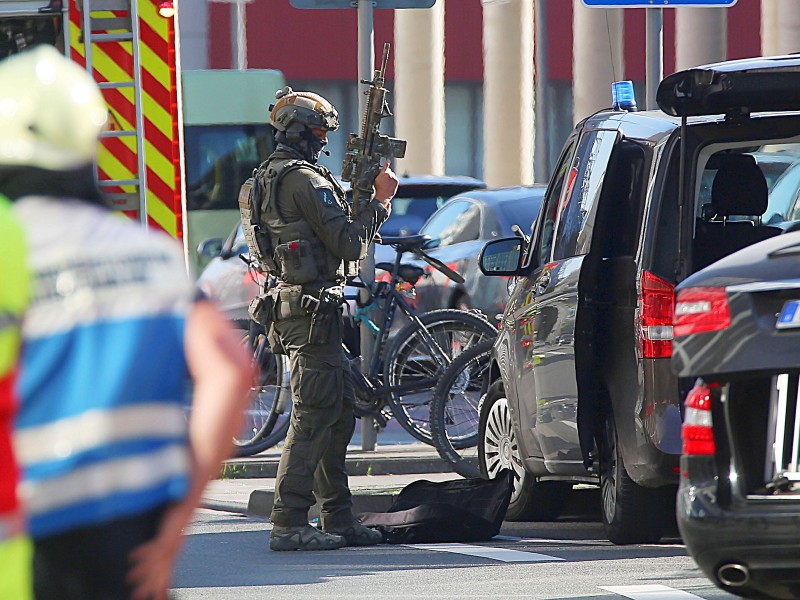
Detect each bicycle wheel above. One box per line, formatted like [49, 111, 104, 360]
[429, 338, 494, 478]
[232, 331, 292, 457]
[383, 309, 497, 444]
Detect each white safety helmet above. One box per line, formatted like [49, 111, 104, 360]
[0, 45, 108, 171]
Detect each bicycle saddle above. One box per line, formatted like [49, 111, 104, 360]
[377, 234, 432, 253]
[375, 262, 425, 285]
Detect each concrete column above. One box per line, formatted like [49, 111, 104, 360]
[394, 0, 445, 176]
[762, 0, 781, 56]
[178, 0, 208, 69]
[572, 1, 623, 126]
[482, 0, 534, 187]
[777, 0, 800, 54]
[675, 8, 726, 71]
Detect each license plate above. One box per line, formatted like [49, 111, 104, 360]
[777, 300, 800, 329]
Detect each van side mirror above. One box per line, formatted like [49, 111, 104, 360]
[478, 237, 523, 276]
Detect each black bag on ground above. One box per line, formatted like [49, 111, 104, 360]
[358, 470, 513, 544]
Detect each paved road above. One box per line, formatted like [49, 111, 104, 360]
[173, 503, 738, 600]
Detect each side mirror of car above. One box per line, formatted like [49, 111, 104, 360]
[479, 237, 523, 276]
[197, 237, 225, 259]
[423, 237, 441, 250]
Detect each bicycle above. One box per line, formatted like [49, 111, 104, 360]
[232, 233, 497, 455]
[429, 337, 494, 478]
[231, 324, 291, 457]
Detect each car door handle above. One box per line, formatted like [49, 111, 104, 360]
[535, 271, 551, 295]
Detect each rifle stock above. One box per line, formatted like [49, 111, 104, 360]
[341, 42, 407, 217]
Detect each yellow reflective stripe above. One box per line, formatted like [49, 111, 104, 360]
[139, 0, 169, 42]
[20, 444, 190, 516]
[0, 535, 33, 600]
[0, 196, 29, 376]
[145, 192, 178, 237]
[14, 403, 186, 466]
[69, 3, 181, 237]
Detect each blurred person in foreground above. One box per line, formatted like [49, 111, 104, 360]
[0, 45, 253, 600]
[0, 194, 32, 599]
[251, 88, 397, 551]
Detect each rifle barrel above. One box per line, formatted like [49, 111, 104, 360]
[380, 43, 390, 77]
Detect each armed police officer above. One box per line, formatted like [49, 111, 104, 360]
[247, 87, 398, 551]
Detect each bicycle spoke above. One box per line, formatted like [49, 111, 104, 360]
[387, 314, 496, 444]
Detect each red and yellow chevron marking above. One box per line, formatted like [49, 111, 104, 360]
[67, 0, 183, 241]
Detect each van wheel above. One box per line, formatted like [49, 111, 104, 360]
[479, 380, 571, 522]
[599, 415, 669, 544]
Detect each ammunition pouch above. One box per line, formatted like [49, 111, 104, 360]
[275, 239, 318, 285]
[274, 285, 306, 320]
[248, 293, 275, 327]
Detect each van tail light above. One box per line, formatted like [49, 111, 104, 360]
[639, 271, 675, 358]
[682, 380, 716, 456]
[673, 287, 731, 338]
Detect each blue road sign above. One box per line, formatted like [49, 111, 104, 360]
[291, 0, 435, 8]
[582, 0, 736, 6]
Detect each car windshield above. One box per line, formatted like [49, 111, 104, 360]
[383, 196, 447, 236]
[497, 197, 539, 233]
[372, 183, 483, 237]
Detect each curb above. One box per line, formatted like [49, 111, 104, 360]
[220, 455, 465, 479]
[247, 489, 400, 519]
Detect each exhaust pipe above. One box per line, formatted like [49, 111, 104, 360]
[717, 563, 750, 588]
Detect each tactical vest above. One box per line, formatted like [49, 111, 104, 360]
[241, 156, 355, 288]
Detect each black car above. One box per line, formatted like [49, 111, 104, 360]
[393, 185, 546, 321]
[369, 174, 486, 237]
[673, 231, 800, 600]
[476, 57, 800, 545]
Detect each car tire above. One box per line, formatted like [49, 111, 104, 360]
[478, 380, 571, 522]
[599, 414, 672, 544]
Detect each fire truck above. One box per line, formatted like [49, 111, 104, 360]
[1, 0, 186, 248]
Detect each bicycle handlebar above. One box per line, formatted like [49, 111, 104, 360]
[411, 249, 465, 284]
[376, 234, 465, 284]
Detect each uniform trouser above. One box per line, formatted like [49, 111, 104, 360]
[269, 313, 356, 529]
[32, 506, 164, 600]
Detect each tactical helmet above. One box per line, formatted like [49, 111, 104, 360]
[269, 87, 339, 134]
[0, 45, 108, 171]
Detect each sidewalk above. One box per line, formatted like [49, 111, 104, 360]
[202, 442, 465, 520]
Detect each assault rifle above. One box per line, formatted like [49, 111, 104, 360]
[341, 42, 407, 216]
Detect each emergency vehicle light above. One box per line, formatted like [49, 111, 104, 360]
[612, 81, 637, 112]
[157, 0, 175, 17]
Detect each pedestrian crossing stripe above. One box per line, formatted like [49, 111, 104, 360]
[406, 543, 563, 562]
[601, 585, 707, 599]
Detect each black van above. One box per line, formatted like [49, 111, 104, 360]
[477, 57, 800, 544]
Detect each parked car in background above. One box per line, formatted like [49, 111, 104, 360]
[196, 224, 255, 326]
[196, 175, 486, 324]
[383, 186, 545, 322]
[474, 56, 800, 545]
[672, 232, 800, 600]
[374, 174, 485, 237]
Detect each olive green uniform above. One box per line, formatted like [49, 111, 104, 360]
[266, 150, 388, 529]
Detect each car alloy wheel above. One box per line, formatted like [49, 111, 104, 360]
[478, 380, 571, 521]
[482, 395, 525, 505]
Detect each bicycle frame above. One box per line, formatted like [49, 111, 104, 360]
[347, 245, 455, 401]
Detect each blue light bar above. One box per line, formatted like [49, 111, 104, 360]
[612, 80, 637, 112]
